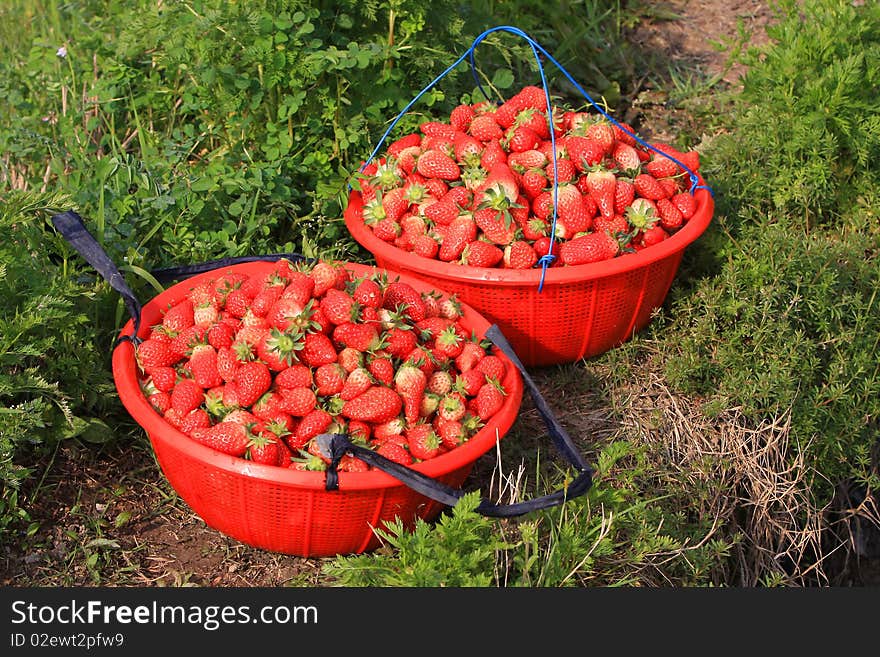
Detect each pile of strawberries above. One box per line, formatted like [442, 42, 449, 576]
[135, 259, 510, 472]
[354, 84, 702, 267]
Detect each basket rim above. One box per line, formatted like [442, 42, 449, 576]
[344, 177, 714, 285]
[112, 261, 524, 493]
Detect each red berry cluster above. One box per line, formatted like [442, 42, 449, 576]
[135, 259, 509, 472]
[354, 85, 702, 267]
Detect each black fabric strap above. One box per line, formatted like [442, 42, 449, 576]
[319, 324, 594, 518]
[50, 211, 144, 343]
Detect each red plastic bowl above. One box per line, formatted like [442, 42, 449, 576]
[344, 184, 714, 367]
[112, 261, 523, 557]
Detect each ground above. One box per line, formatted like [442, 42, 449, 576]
[1, 1, 789, 587]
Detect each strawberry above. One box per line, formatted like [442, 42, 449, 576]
[387, 133, 422, 157]
[189, 343, 222, 389]
[191, 421, 249, 457]
[559, 231, 620, 266]
[223, 288, 251, 318]
[278, 387, 317, 417]
[137, 336, 179, 371]
[592, 214, 629, 235]
[586, 120, 616, 154]
[462, 239, 503, 267]
[290, 409, 333, 450]
[405, 423, 442, 461]
[148, 391, 172, 414]
[300, 332, 338, 368]
[434, 325, 465, 359]
[367, 356, 396, 386]
[320, 289, 358, 326]
[351, 278, 383, 309]
[625, 198, 659, 232]
[274, 364, 313, 390]
[566, 136, 605, 172]
[503, 125, 541, 153]
[480, 139, 508, 171]
[449, 104, 476, 131]
[340, 386, 403, 424]
[332, 322, 380, 352]
[476, 354, 506, 382]
[656, 197, 684, 230]
[585, 169, 618, 218]
[416, 149, 460, 181]
[383, 281, 427, 323]
[503, 240, 538, 269]
[170, 378, 204, 415]
[469, 114, 503, 142]
[206, 321, 235, 349]
[346, 419, 372, 442]
[340, 367, 374, 401]
[315, 363, 347, 397]
[556, 184, 594, 234]
[375, 441, 413, 466]
[472, 379, 506, 420]
[373, 217, 401, 242]
[612, 142, 641, 174]
[427, 370, 454, 396]
[233, 361, 272, 408]
[633, 173, 669, 200]
[437, 392, 467, 422]
[149, 366, 177, 392]
[436, 418, 466, 450]
[545, 158, 577, 184]
[394, 364, 427, 426]
[162, 299, 195, 334]
[614, 178, 636, 215]
[179, 408, 211, 436]
[438, 215, 478, 262]
[256, 328, 304, 372]
[410, 234, 440, 259]
[420, 121, 457, 139]
[372, 417, 406, 443]
[637, 225, 669, 248]
[310, 261, 343, 298]
[473, 208, 517, 246]
[454, 341, 485, 372]
[520, 169, 547, 200]
[456, 368, 486, 397]
[247, 430, 280, 466]
[672, 191, 697, 219]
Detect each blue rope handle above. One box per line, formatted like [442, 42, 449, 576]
[358, 25, 715, 292]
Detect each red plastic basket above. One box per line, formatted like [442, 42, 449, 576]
[112, 261, 523, 557]
[344, 185, 714, 367]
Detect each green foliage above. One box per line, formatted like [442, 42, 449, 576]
[662, 223, 880, 501]
[325, 441, 731, 587]
[706, 0, 880, 233]
[0, 191, 128, 540]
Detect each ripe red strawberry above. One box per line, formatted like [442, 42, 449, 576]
[387, 133, 422, 156]
[438, 214, 477, 262]
[473, 208, 516, 246]
[472, 380, 506, 421]
[462, 239, 503, 267]
[372, 217, 401, 242]
[638, 224, 669, 248]
[300, 332, 338, 367]
[394, 364, 427, 426]
[469, 114, 503, 142]
[416, 149, 460, 181]
[566, 136, 605, 171]
[170, 378, 204, 415]
[206, 321, 235, 349]
[383, 281, 427, 322]
[223, 288, 251, 318]
[251, 390, 284, 421]
[351, 278, 383, 309]
[556, 184, 594, 234]
[427, 370, 454, 396]
[633, 173, 669, 200]
[493, 97, 524, 129]
[332, 322, 379, 352]
[592, 214, 629, 235]
[179, 408, 211, 436]
[433, 325, 465, 359]
[586, 169, 618, 218]
[405, 423, 442, 461]
[667, 191, 695, 221]
[614, 177, 636, 214]
[450, 104, 476, 131]
[533, 236, 561, 262]
[162, 299, 195, 334]
[436, 418, 466, 450]
[456, 368, 486, 397]
[149, 366, 177, 392]
[479, 140, 507, 171]
[191, 421, 249, 457]
[233, 361, 272, 408]
[290, 409, 333, 450]
[420, 121, 457, 139]
[148, 391, 172, 414]
[315, 363, 347, 397]
[340, 386, 403, 424]
[507, 149, 547, 172]
[586, 120, 616, 154]
[410, 234, 440, 259]
[310, 261, 343, 297]
[612, 121, 638, 146]
[503, 125, 541, 153]
[375, 441, 413, 466]
[437, 391, 467, 422]
[278, 387, 317, 417]
[255, 328, 303, 372]
[274, 364, 313, 390]
[503, 240, 538, 269]
[247, 430, 281, 466]
[189, 343, 222, 389]
[545, 157, 577, 184]
[137, 337, 179, 371]
[454, 341, 485, 372]
[320, 289, 357, 326]
[559, 231, 620, 265]
[656, 197, 684, 230]
[520, 169, 547, 200]
[476, 354, 506, 382]
[339, 367, 374, 401]
[612, 142, 641, 174]
[367, 356, 396, 386]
